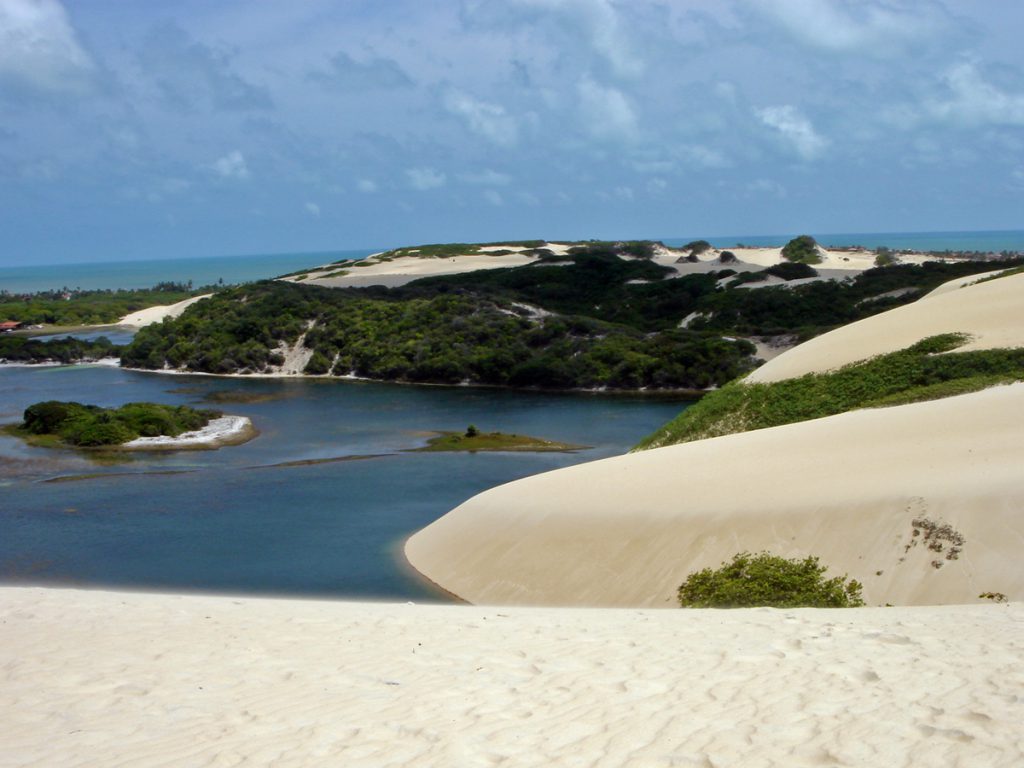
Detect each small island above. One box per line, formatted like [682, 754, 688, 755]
[413, 425, 586, 453]
[4, 400, 256, 451]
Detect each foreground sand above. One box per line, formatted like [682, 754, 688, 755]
[2, 587, 1021, 767]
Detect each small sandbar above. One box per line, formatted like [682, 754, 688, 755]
[122, 415, 256, 451]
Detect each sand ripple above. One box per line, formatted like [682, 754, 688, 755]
[1, 588, 1021, 767]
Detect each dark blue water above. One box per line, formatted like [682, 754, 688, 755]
[0, 249, 376, 294]
[0, 365, 690, 600]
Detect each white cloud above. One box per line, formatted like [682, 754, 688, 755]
[357, 179, 378, 193]
[646, 178, 667, 194]
[444, 90, 518, 146]
[211, 150, 249, 179]
[0, 0, 95, 93]
[505, 0, 642, 78]
[756, 105, 828, 160]
[483, 189, 503, 206]
[928, 62, 1024, 127]
[676, 144, 730, 169]
[746, 178, 787, 198]
[614, 186, 634, 201]
[578, 78, 637, 140]
[753, 0, 943, 54]
[304, 201, 320, 217]
[458, 169, 511, 186]
[406, 167, 446, 190]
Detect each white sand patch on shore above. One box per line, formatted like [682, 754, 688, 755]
[2, 586, 1020, 767]
[122, 415, 254, 450]
[407, 382, 1024, 607]
[748, 270, 1024, 383]
[119, 294, 212, 327]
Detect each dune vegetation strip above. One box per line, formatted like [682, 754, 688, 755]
[411, 426, 587, 453]
[637, 333, 1024, 449]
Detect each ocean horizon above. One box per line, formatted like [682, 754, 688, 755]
[3, 229, 1023, 294]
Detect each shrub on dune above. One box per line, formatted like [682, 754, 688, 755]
[677, 551, 865, 608]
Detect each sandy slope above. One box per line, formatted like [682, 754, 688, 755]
[407, 271, 1024, 608]
[748, 270, 1024, 383]
[284, 244, 577, 289]
[407, 382, 1024, 607]
[119, 293, 213, 327]
[2, 587, 1021, 768]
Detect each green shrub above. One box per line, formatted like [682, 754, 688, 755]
[781, 235, 822, 265]
[678, 552, 865, 608]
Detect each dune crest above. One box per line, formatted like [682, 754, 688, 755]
[407, 271, 1024, 607]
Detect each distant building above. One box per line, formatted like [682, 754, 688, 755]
[0, 320, 23, 332]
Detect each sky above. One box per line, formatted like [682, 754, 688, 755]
[2, 0, 1024, 265]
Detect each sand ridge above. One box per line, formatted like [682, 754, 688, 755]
[2, 587, 1021, 767]
[119, 293, 213, 327]
[407, 271, 1024, 608]
[407, 382, 1024, 607]
[748, 270, 1024, 383]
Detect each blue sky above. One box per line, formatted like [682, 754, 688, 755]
[2, 0, 1023, 265]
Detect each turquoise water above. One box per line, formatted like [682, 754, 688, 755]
[664, 229, 1024, 253]
[0, 364, 690, 600]
[0, 249, 375, 294]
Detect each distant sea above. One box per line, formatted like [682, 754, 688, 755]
[3, 230, 1023, 294]
[0, 249, 377, 294]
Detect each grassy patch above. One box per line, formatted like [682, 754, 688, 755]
[413, 429, 587, 453]
[637, 333, 1024, 449]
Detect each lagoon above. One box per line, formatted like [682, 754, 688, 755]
[0, 364, 689, 601]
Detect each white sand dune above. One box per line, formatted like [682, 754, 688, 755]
[748, 270, 1024, 383]
[407, 271, 1024, 608]
[290, 249, 553, 289]
[119, 294, 212, 327]
[407, 382, 1024, 607]
[2, 587, 1020, 768]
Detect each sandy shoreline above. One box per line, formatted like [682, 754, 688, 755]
[2, 586, 1020, 767]
[122, 415, 256, 450]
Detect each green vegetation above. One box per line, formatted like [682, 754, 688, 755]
[781, 235, 822, 265]
[117, 239, 1024, 393]
[638, 334, 1024, 449]
[726, 262, 818, 287]
[678, 552, 865, 608]
[123, 280, 756, 390]
[874, 247, 896, 267]
[375, 241, 546, 261]
[682, 240, 712, 256]
[413, 429, 585, 453]
[0, 336, 120, 364]
[12, 400, 220, 447]
[686, 259, 1024, 337]
[0, 283, 209, 326]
